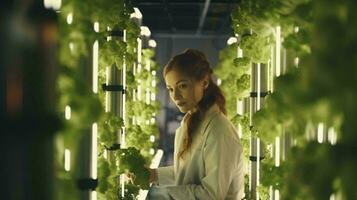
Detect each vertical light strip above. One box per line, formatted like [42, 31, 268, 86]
[151, 75, 157, 87]
[256, 138, 261, 199]
[248, 137, 252, 191]
[93, 40, 99, 94]
[151, 93, 156, 101]
[282, 132, 286, 161]
[237, 123, 243, 139]
[294, 57, 299, 68]
[237, 98, 243, 139]
[237, 98, 244, 115]
[146, 60, 151, 71]
[150, 135, 155, 142]
[270, 44, 275, 92]
[91, 123, 98, 179]
[105, 67, 110, 112]
[66, 13, 73, 24]
[137, 80, 142, 101]
[93, 22, 99, 33]
[121, 174, 125, 197]
[237, 47, 243, 58]
[91, 24, 101, 199]
[137, 38, 142, 69]
[317, 122, 324, 143]
[328, 127, 337, 145]
[151, 70, 157, 101]
[293, 139, 298, 146]
[106, 26, 112, 41]
[283, 48, 287, 75]
[103, 149, 108, 159]
[274, 190, 280, 200]
[122, 30, 127, 148]
[151, 117, 156, 124]
[53, 0, 62, 10]
[275, 137, 280, 167]
[293, 26, 299, 69]
[44, 0, 62, 10]
[121, 127, 126, 149]
[90, 191, 97, 200]
[269, 186, 274, 200]
[146, 89, 150, 104]
[257, 63, 261, 110]
[330, 193, 336, 200]
[64, 149, 71, 171]
[133, 90, 136, 101]
[275, 26, 281, 77]
[269, 144, 273, 158]
[249, 98, 253, 126]
[65, 105, 71, 120]
[69, 42, 74, 53]
[267, 59, 271, 92]
[249, 137, 252, 191]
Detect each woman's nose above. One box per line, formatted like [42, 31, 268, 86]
[173, 89, 182, 100]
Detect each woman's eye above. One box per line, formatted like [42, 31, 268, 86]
[167, 88, 173, 93]
[178, 84, 187, 89]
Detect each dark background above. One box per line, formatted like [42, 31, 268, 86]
[131, 0, 239, 165]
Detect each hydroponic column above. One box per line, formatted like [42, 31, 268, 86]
[129, 7, 142, 126]
[105, 28, 127, 199]
[56, 1, 106, 199]
[77, 25, 100, 200]
[249, 61, 268, 199]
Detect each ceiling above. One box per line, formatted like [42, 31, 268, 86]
[130, 0, 240, 36]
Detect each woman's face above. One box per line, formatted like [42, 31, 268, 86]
[165, 69, 208, 113]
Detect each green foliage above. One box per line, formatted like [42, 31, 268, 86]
[57, 0, 162, 199]
[231, 114, 251, 163]
[99, 40, 127, 70]
[98, 113, 124, 147]
[126, 101, 160, 124]
[117, 147, 151, 190]
[240, 33, 271, 63]
[98, 157, 112, 193]
[214, 44, 251, 118]
[280, 143, 337, 200]
[119, 184, 140, 200]
[231, 0, 357, 199]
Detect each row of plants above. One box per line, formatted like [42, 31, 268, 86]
[214, 0, 356, 199]
[214, 43, 251, 171]
[55, 1, 160, 199]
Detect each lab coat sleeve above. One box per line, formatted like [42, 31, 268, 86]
[156, 166, 175, 186]
[160, 118, 242, 200]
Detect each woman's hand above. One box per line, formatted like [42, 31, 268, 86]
[145, 166, 158, 183]
[126, 172, 136, 184]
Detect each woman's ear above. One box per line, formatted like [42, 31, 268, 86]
[203, 75, 209, 89]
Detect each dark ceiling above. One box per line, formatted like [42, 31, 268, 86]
[131, 0, 239, 36]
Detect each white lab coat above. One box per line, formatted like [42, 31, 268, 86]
[148, 104, 244, 200]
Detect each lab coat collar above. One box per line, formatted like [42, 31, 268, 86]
[198, 103, 221, 135]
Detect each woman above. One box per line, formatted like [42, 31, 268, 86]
[147, 49, 244, 200]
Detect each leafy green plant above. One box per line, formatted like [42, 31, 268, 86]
[57, 0, 161, 199]
[230, 0, 357, 199]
